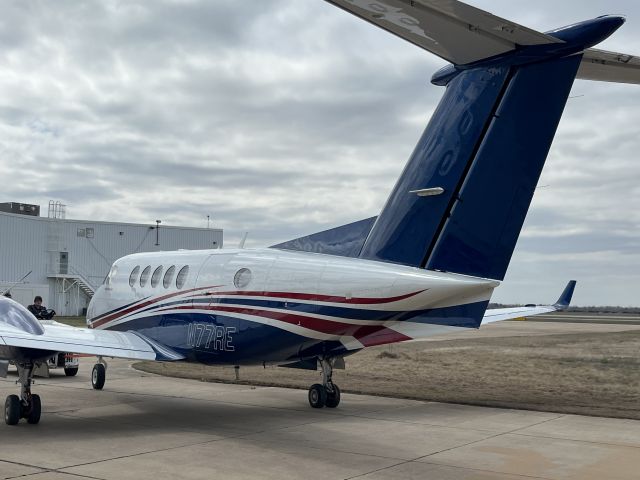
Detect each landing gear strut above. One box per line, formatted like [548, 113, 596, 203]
[4, 362, 42, 425]
[308, 358, 341, 409]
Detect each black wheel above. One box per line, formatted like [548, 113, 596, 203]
[308, 383, 327, 408]
[325, 384, 341, 408]
[64, 367, 79, 377]
[4, 395, 20, 426]
[92, 364, 106, 390]
[26, 394, 41, 425]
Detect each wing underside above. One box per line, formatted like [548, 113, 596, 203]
[326, 0, 640, 84]
[326, 0, 560, 65]
[0, 322, 156, 361]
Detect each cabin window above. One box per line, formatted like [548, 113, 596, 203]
[129, 266, 140, 287]
[151, 266, 163, 288]
[234, 268, 252, 289]
[163, 265, 176, 289]
[176, 265, 189, 289]
[139, 266, 152, 287]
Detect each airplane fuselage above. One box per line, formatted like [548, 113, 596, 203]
[87, 248, 497, 366]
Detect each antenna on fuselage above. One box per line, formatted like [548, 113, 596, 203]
[238, 232, 249, 249]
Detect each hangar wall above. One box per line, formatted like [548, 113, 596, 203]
[0, 210, 223, 316]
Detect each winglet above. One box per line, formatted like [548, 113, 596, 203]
[553, 280, 577, 310]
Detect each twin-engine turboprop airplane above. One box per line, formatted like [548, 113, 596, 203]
[2, 0, 640, 425]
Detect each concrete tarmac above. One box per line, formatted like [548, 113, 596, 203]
[1, 359, 639, 480]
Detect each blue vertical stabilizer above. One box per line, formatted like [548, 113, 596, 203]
[425, 55, 582, 280]
[359, 67, 510, 267]
[358, 15, 623, 280]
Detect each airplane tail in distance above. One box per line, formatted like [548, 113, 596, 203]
[324, 1, 640, 281]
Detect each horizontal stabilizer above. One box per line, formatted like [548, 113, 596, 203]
[578, 48, 640, 84]
[325, 0, 560, 65]
[482, 280, 577, 325]
[327, 0, 640, 87]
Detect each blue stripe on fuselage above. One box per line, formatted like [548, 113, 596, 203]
[102, 301, 489, 366]
[106, 295, 487, 326]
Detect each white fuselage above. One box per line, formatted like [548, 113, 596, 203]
[87, 248, 498, 365]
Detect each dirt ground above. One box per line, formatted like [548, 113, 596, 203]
[134, 321, 640, 420]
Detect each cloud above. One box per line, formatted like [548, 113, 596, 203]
[0, 0, 638, 305]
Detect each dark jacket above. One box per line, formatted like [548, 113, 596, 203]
[28, 304, 55, 320]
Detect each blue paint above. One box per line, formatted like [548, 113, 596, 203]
[426, 55, 582, 280]
[554, 280, 577, 309]
[272, 217, 377, 257]
[546, 16, 625, 47]
[359, 15, 619, 278]
[359, 67, 510, 266]
[432, 16, 624, 86]
[111, 313, 312, 365]
[106, 300, 489, 364]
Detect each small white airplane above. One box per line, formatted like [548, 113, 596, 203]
[2, 0, 639, 425]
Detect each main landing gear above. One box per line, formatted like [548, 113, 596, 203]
[308, 358, 341, 409]
[91, 357, 107, 390]
[4, 362, 41, 425]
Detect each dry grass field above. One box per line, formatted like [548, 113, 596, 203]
[134, 321, 640, 420]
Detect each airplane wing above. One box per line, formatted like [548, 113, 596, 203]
[0, 299, 184, 367]
[325, 0, 562, 65]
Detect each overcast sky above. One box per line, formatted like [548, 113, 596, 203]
[1, 0, 639, 306]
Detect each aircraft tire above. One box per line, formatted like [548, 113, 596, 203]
[308, 384, 327, 408]
[92, 364, 106, 390]
[26, 394, 41, 425]
[325, 384, 341, 408]
[64, 367, 79, 377]
[4, 395, 20, 426]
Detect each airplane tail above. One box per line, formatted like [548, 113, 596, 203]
[329, 2, 640, 281]
[359, 55, 581, 280]
[277, 3, 640, 280]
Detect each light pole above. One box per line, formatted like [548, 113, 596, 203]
[155, 220, 161, 246]
[207, 215, 210, 229]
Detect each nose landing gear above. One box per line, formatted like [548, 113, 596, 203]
[4, 362, 42, 426]
[308, 358, 341, 409]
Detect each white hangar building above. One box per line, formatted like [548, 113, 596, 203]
[0, 202, 223, 316]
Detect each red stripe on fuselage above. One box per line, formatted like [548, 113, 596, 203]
[159, 304, 412, 345]
[91, 288, 425, 330]
[90, 285, 223, 329]
[193, 289, 425, 305]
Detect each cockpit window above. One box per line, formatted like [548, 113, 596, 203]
[139, 266, 151, 288]
[105, 264, 118, 287]
[151, 266, 163, 288]
[163, 265, 176, 289]
[176, 265, 189, 289]
[129, 266, 140, 288]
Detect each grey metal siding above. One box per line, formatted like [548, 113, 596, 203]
[0, 211, 223, 315]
